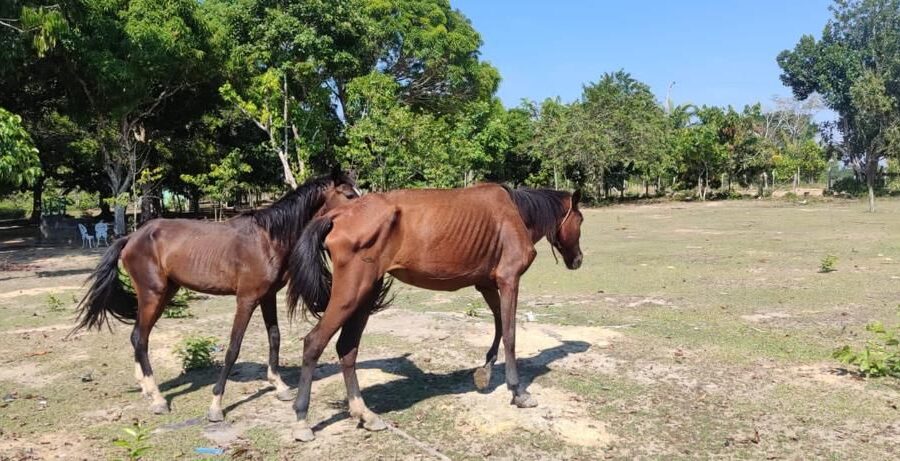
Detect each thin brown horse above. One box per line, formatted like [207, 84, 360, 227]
[73, 172, 359, 421]
[285, 183, 584, 441]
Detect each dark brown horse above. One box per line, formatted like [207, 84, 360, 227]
[285, 183, 584, 441]
[73, 172, 359, 421]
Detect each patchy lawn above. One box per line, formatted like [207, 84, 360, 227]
[1, 198, 898, 460]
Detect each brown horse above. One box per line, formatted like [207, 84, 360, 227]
[285, 183, 584, 441]
[73, 172, 359, 421]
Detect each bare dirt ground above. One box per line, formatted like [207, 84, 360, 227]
[1, 198, 899, 460]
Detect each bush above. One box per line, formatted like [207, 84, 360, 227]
[174, 336, 218, 371]
[830, 176, 864, 195]
[0, 192, 31, 219]
[833, 322, 900, 378]
[162, 289, 200, 319]
[46, 294, 65, 312]
[112, 422, 152, 461]
[819, 255, 838, 273]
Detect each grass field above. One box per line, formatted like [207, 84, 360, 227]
[1, 198, 899, 460]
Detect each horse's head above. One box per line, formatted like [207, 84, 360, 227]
[551, 190, 584, 270]
[320, 170, 361, 213]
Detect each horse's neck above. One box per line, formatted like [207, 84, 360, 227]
[524, 219, 553, 245]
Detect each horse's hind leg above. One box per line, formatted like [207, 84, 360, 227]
[131, 283, 177, 415]
[260, 293, 292, 401]
[474, 286, 502, 391]
[338, 287, 385, 432]
[292, 271, 377, 442]
[207, 295, 258, 422]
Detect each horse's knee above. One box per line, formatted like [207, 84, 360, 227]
[302, 334, 327, 364]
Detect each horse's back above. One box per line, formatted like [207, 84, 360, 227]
[120, 217, 274, 295]
[329, 185, 530, 290]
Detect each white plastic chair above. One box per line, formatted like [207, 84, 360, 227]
[78, 223, 95, 248]
[94, 222, 110, 247]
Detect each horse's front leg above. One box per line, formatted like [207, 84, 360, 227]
[260, 293, 292, 401]
[207, 296, 257, 422]
[498, 277, 538, 408]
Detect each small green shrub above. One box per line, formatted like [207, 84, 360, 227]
[464, 303, 479, 317]
[819, 255, 838, 273]
[162, 289, 199, 319]
[46, 294, 65, 312]
[174, 336, 218, 371]
[118, 272, 199, 319]
[112, 422, 152, 461]
[833, 322, 900, 378]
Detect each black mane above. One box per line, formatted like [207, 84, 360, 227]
[241, 174, 347, 248]
[504, 186, 569, 240]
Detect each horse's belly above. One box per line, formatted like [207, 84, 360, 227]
[389, 268, 483, 292]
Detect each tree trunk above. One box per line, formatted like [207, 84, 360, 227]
[114, 205, 127, 236]
[698, 174, 703, 200]
[139, 183, 161, 223]
[29, 176, 44, 224]
[866, 158, 876, 213]
[643, 179, 649, 197]
[98, 198, 113, 221]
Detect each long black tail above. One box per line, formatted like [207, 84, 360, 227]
[73, 237, 137, 331]
[287, 217, 334, 319]
[287, 217, 393, 320]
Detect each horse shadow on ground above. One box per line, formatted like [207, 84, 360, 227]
[157, 340, 590, 425]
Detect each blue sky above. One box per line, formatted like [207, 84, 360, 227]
[451, 0, 834, 114]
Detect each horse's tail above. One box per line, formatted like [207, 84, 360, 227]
[73, 237, 137, 332]
[287, 217, 334, 320]
[287, 217, 394, 320]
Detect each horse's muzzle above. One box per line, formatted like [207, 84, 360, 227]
[567, 254, 583, 270]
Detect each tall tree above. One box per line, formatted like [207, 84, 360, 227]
[778, 0, 900, 211]
[0, 108, 40, 190]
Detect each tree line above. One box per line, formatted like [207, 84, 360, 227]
[1, 0, 898, 234]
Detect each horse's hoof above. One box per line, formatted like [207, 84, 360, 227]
[473, 366, 491, 391]
[512, 393, 538, 408]
[362, 416, 388, 432]
[292, 424, 315, 442]
[150, 401, 170, 415]
[274, 388, 294, 402]
[207, 408, 225, 422]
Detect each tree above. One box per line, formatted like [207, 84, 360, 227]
[0, 107, 40, 189]
[181, 149, 252, 221]
[673, 106, 731, 200]
[778, 0, 900, 211]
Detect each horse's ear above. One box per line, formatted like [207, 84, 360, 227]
[572, 190, 582, 207]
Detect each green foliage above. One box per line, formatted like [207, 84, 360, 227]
[0, 108, 40, 188]
[174, 336, 218, 371]
[464, 303, 478, 317]
[819, 255, 838, 273]
[778, 0, 900, 211]
[112, 422, 152, 461]
[833, 322, 900, 378]
[2, 0, 844, 212]
[46, 294, 64, 312]
[162, 290, 198, 319]
[181, 149, 252, 220]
